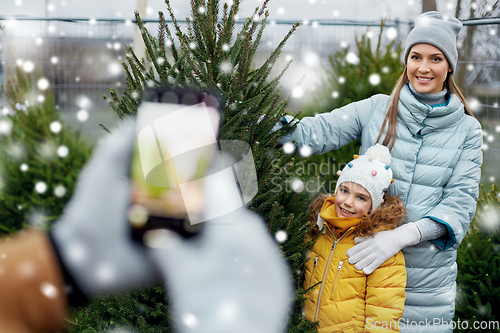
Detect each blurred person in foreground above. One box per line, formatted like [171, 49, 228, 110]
[0, 100, 292, 333]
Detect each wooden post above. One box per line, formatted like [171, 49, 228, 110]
[133, 0, 148, 61]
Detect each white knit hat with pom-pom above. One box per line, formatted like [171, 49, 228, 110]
[335, 144, 393, 210]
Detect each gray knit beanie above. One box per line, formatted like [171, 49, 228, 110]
[404, 11, 463, 73]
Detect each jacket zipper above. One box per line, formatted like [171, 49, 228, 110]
[330, 261, 344, 299]
[307, 257, 319, 289]
[314, 229, 347, 322]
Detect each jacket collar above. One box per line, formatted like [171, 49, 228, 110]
[398, 84, 465, 137]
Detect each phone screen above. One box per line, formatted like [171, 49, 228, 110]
[129, 88, 220, 242]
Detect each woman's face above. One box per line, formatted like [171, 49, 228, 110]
[406, 43, 451, 94]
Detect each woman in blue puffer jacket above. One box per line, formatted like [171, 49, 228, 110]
[280, 11, 482, 333]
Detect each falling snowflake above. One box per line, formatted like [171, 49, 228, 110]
[219, 61, 233, 74]
[37, 78, 50, 90]
[157, 57, 165, 65]
[382, 66, 389, 74]
[29, 209, 48, 229]
[20, 164, 28, 172]
[467, 64, 474, 71]
[35, 181, 47, 194]
[487, 135, 494, 142]
[369, 73, 381, 86]
[95, 263, 115, 285]
[189, 42, 196, 50]
[366, 31, 374, 39]
[0, 120, 12, 135]
[108, 62, 122, 76]
[54, 185, 66, 197]
[338, 76, 345, 84]
[77, 110, 89, 122]
[8, 143, 25, 160]
[292, 87, 304, 98]
[50, 121, 62, 133]
[299, 146, 312, 157]
[386, 27, 398, 40]
[346, 52, 359, 65]
[41, 282, 58, 299]
[222, 43, 230, 52]
[283, 142, 295, 154]
[23, 61, 35, 73]
[275, 230, 287, 243]
[480, 206, 500, 233]
[198, 6, 206, 14]
[182, 312, 199, 328]
[39, 142, 56, 160]
[490, 29, 497, 36]
[291, 178, 305, 193]
[467, 98, 481, 113]
[57, 146, 69, 158]
[332, 91, 339, 98]
[15, 0, 22, 6]
[37, 95, 45, 103]
[113, 42, 121, 50]
[277, 7, 285, 15]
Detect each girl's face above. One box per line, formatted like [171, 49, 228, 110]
[407, 43, 451, 94]
[334, 182, 372, 219]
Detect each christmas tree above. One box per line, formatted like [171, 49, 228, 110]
[298, 23, 404, 191]
[71, 0, 319, 331]
[454, 184, 500, 332]
[0, 29, 92, 235]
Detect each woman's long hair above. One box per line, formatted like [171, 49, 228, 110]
[376, 67, 475, 150]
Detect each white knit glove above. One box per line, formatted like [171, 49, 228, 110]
[346, 223, 421, 274]
[148, 157, 292, 333]
[50, 120, 160, 298]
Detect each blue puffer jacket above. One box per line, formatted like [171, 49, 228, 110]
[281, 84, 483, 332]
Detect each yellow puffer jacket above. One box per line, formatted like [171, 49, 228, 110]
[303, 197, 406, 333]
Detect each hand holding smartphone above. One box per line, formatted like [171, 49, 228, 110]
[129, 87, 220, 242]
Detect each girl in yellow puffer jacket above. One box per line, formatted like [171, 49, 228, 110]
[304, 145, 407, 333]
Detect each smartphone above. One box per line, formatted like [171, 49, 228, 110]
[129, 87, 220, 243]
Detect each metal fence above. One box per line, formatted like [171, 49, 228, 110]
[0, 17, 410, 113]
[1, 17, 500, 184]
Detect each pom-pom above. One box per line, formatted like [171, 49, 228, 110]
[368, 157, 373, 162]
[348, 162, 353, 168]
[365, 144, 391, 165]
[337, 170, 342, 176]
[371, 170, 377, 176]
[353, 154, 359, 159]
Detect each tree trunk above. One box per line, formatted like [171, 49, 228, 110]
[422, 0, 437, 12]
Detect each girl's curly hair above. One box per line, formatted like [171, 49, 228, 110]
[307, 193, 407, 238]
